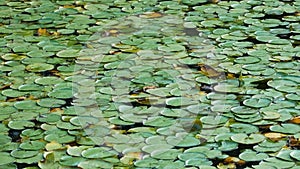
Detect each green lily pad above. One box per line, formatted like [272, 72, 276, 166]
[59, 156, 85, 167]
[243, 98, 271, 108]
[0, 152, 15, 165]
[8, 120, 35, 130]
[37, 98, 66, 108]
[20, 141, 46, 150]
[48, 88, 73, 99]
[18, 84, 43, 91]
[290, 150, 300, 161]
[11, 149, 39, 159]
[35, 77, 64, 85]
[239, 149, 269, 162]
[270, 123, 300, 134]
[44, 133, 75, 144]
[166, 97, 198, 106]
[142, 144, 173, 154]
[134, 157, 158, 168]
[26, 63, 54, 72]
[230, 123, 259, 134]
[267, 79, 298, 93]
[218, 140, 239, 151]
[14, 100, 39, 110]
[158, 44, 186, 52]
[234, 56, 260, 64]
[231, 133, 265, 144]
[214, 84, 242, 93]
[1, 89, 26, 97]
[78, 160, 113, 169]
[262, 157, 295, 169]
[81, 147, 117, 158]
[200, 116, 228, 125]
[56, 49, 79, 58]
[151, 149, 181, 160]
[167, 135, 201, 147]
[143, 116, 175, 127]
[37, 113, 61, 123]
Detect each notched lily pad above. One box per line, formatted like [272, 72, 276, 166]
[81, 147, 117, 158]
[26, 63, 54, 72]
[239, 149, 269, 162]
[56, 49, 79, 58]
[166, 97, 198, 106]
[231, 133, 265, 144]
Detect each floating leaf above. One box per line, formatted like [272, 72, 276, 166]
[26, 63, 54, 72]
[270, 123, 300, 134]
[37, 98, 66, 108]
[143, 116, 175, 127]
[10, 149, 39, 158]
[166, 97, 198, 106]
[56, 49, 79, 58]
[239, 149, 269, 162]
[0, 152, 15, 165]
[243, 98, 271, 108]
[82, 147, 117, 158]
[59, 156, 85, 167]
[14, 100, 39, 110]
[231, 134, 265, 144]
[290, 150, 300, 161]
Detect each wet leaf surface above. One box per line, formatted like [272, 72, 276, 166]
[1, 0, 300, 168]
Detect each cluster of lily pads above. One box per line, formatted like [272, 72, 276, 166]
[0, 0, 300, 168]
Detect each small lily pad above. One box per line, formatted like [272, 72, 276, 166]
[270, 123, 300, 134]
[231, 133, 265, 144]
[48, 88, 73, 99]
[78, 160, 113, 169]
[19, 141, 45, 150]
[26, 63, 54, 72]
[56, 49, 79, 58]
[166, 97, 198, 106]
[59, 156, 85, 167]
[143, 116, 175, 127]
[167, 135, 201, 147]
[8, 120, 35, 130]
[243, 98, 271, 108]
[11, 149, 39, 158]
[37, 98, 66, 108]
[82, 147, 117, 158]
[290, 150, 300, 161]
[151, 149, 181, 160]
[14, 100, 39, 110]
[230, 123, 259, 134]
[239, 149, 269, 162]
[0, 152, 15, 165]
[35, 77, 64, 85]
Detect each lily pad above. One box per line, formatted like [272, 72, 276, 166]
[48, 88, 73, 99]
[239, 149, 269, 162]
[78, 160, 113, 169]
[0, 152, 15, 165]
[143, 116, 175, 127]
[290, 150, 300, 161]
[270, 123, 300, 134]
[56, 49, 79, 58]
[14, 100, 40, 110]
[231, 133, 265, 144]
[59, 156, 85, 167]
[82, 147, 117, 158]
[37, 98, 66, 108]
[11, 149, 39, 158]
[166, 97, 198, 106]
[243, 98, 271, 108]
[26, 63, 54, 72]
